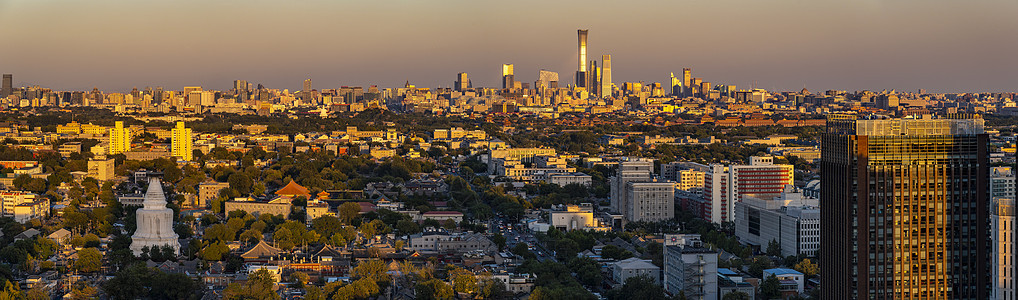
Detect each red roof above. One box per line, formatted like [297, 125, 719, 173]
[275, 181, 311, 198]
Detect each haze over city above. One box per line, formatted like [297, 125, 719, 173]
[1, 0, 1017, 93]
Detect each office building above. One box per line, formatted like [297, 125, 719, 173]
[303, 78, 313, 102]
[502, 64, 514, 90]
[455, 72, 470, 92]
[1, 74, 11, 98]
[576, 29, 588, 88]
[704, 156, 793, 224]
[734, 185, 819, 257]
[537, 70, 559, 90]
[600, 54, 612, 98]
[993, 198, 1016, 299]
[171, 121, 193, 161]
[670, 72, 682, 96]
[108, 121, 131, 155]
[664, 235, 718, 300]
[682, 68, 692, 96]
[821, 115, 989, 299]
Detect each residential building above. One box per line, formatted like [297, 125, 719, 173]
[108, 121, 131, 154]
[625, 181, 675, 222]
[763, 268, 804, 295]
[664, 236, 718, 300]
[717, 268, 755, 300]
[609, 159, 654, 215]
[87, 156, 115, 182]
[171, 121, 193, 161]
[704, 156, 793, 224]
[224, 198, 292, 218]
[612, 257, 660, 288]
[198, 181, 230, 209]
[821, 115, 989, 299]
[991, 167, 1015, 199]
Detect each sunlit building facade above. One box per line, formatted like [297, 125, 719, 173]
[821, 115, 989, 299]
[171, 121, 193, 161]
[108, 121, 131, 154]
[993, 198, 1016, 300]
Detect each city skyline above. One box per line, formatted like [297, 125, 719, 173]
[1, 0, 1016, 93]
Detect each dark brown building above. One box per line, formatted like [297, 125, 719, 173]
[821, 115, 989, 299]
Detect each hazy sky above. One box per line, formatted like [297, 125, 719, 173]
[1, 0, 1016, 93]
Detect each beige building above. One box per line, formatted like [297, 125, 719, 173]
[407, 230, 496, 253]
[13, 197, 49, 224]
[676, 169, 705, 192]
[198, 181, 230, 209]
[224, 198, 292, 218]
[87, 156, 116, 182]
[549, 203, 607, 231]
[612, 257, 660, 288]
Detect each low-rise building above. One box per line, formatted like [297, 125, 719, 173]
[407, 230, 495, 253]
[734, 185, 819, 257]
[224, 198, 292, 218]
[419, 211, 463, 223]
[548, 203, 608, 231]
[198, 181, 231, 209]
[612, 257, 661, 288]
[763, 268, 804, 295]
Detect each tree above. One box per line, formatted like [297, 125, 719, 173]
[311, 215, 342, 238]
[227, 173, 252, 195]
[766, 239, 782, 257]
[748, 256, 773, 278]
[491, 234, 507, 251]
[759, 275, 781, 300]
[396, 219, 421, 235]
[73, 247, 102, 273]
[223, 269, 279, 300]
[338, 202, 361, 224]
[722, 291, 751, 300]
[793, 258, 819, 277]
[606, 275, 667, 300]
[449, 267, 477, 295]
[415, 278, 454, 300]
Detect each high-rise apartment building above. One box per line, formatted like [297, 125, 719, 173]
[821, 115, 989, 299]
[455, 73, 470, 92]
[87, 156, 116, 182]
[704, 156, 793, 224]
[1, 74, 12, 98]
[172, 121, 193, 161]
[992, 198, 1016, 299]
[502, 64, 514, 90]
[576, 29, 588, 88]
[600, 55, 612, 98]
[610, 159, 654, 215]
[108, 121, 131, 155]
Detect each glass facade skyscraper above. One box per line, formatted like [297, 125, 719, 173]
[821, 115, 989, 299]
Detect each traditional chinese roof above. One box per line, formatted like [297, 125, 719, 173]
[275, 181, 311, 198]
[317, 191, 330, 200]
[241, 240, 282, 259]
[315, 244, 343, 257]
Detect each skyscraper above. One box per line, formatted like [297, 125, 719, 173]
[502, 64, 514, 90]
[576, 29, 588, 88]
[108, 121, 131, 155]
[821, 115, 989, 299]
[1, 74, 12, 98]
[455, 73, 470, 92]
[172, 121, 193, 161]
[670, 73, 681, 96]
[600, 55, 612, 98]
[303, 79, 313, 103]
[682, 68, 692, 96]
[992, 198, 1016, 299]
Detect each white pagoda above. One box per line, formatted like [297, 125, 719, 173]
[130, 177, 180, 256]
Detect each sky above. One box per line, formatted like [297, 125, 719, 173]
[0, 0, 1016, 93]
